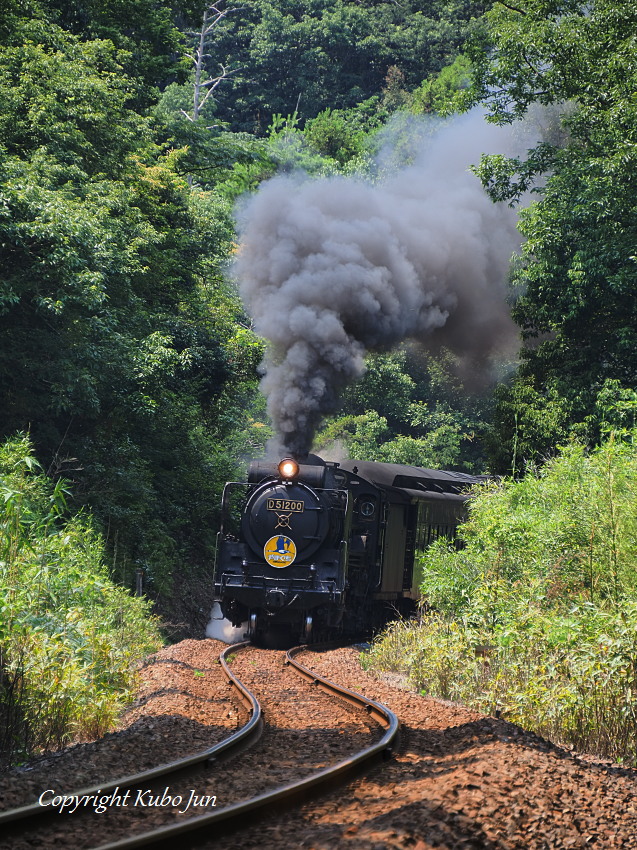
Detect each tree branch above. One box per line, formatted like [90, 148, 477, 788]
[495, 1, 527, 13]
[198, 66, 240, 109]
[189, 3, 245, 120]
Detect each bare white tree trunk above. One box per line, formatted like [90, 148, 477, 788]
[184, 2, 241, 123]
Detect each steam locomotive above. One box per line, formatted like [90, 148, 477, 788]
[214, 454, 485, 643]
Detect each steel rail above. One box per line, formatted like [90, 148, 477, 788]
[91, 643, 399, 850]
[0, 641, 261, 832]
[285, 644, 396, 730]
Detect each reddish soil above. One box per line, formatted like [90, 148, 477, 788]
[2, 641, 636, 849]
[225, 646, 637, 850]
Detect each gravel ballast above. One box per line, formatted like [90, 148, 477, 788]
[1, 640, 636, 849]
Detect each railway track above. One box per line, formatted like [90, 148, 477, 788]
[0, 643, 260, 846]
[0, 641, 398, 850]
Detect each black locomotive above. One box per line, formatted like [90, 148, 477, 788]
[214, 454, 485, 643]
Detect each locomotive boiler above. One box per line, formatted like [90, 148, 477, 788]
[214, 454, 484, 643]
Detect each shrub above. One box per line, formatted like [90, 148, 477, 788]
[0, 435, 162, 768]
[365, 434, 637, 764]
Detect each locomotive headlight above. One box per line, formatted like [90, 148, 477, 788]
[278, 458, 299, 480]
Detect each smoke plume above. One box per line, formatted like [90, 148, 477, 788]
[234, 112, 524, 457]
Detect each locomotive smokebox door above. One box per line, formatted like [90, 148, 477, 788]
[241, 481, 329, 563]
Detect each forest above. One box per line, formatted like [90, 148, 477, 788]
[1, 0, 637, 765]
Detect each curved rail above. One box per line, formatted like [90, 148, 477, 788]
[285, 644, 398, 735]
[92, 643, 400, 850]
[0, 641, 262, 832]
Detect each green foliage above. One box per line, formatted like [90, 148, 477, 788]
[426, 438, 637, 612]
[363, 605, 637, 763]
[0, 12, 265, 589]
[245, 102, 384, 178]
[593, 381, 637, 442]
[0, 436, 162, 767]
[340, 351, 417, 430]
[466, 0, 637, 124]
[201, 0, 490, 133]
[465, 0, 637, 455]
[365, 434, 637, 763]
[152, 83, 276, 192]
[410, 54, 473, 115]
[263, 113, 342, 176]
[485, 377, 571, 474]
[303, 107, 373, 167]
[317, 409, 477, 469]
[315, 348, 491, 471]
[39, 0, 188, 104]
[0, 0, 498, 615]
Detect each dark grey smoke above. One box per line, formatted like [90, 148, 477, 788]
[234, 112, 524, 457]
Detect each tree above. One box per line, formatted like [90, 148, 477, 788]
[466, 0, 637, 454]
[186, 2, 241, 123]
[410, 54, 472, 115]
[149, 1, 276, 192]
[201, 0, 491, 133]
[39, 0, 189, 104]
[0, 13, 257, 591]
[316, 349, 492, 471]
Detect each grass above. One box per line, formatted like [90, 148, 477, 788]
[0, 435, 163, 768]
[363, 435, 637, 765]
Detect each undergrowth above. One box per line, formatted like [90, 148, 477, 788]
[0, 435, 163, 768]
[363, 436, 637, 765]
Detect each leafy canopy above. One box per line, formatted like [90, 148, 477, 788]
[0, 11, 263, 588]
[198, 0, 490, 132]
[465, 0, 637, 463]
